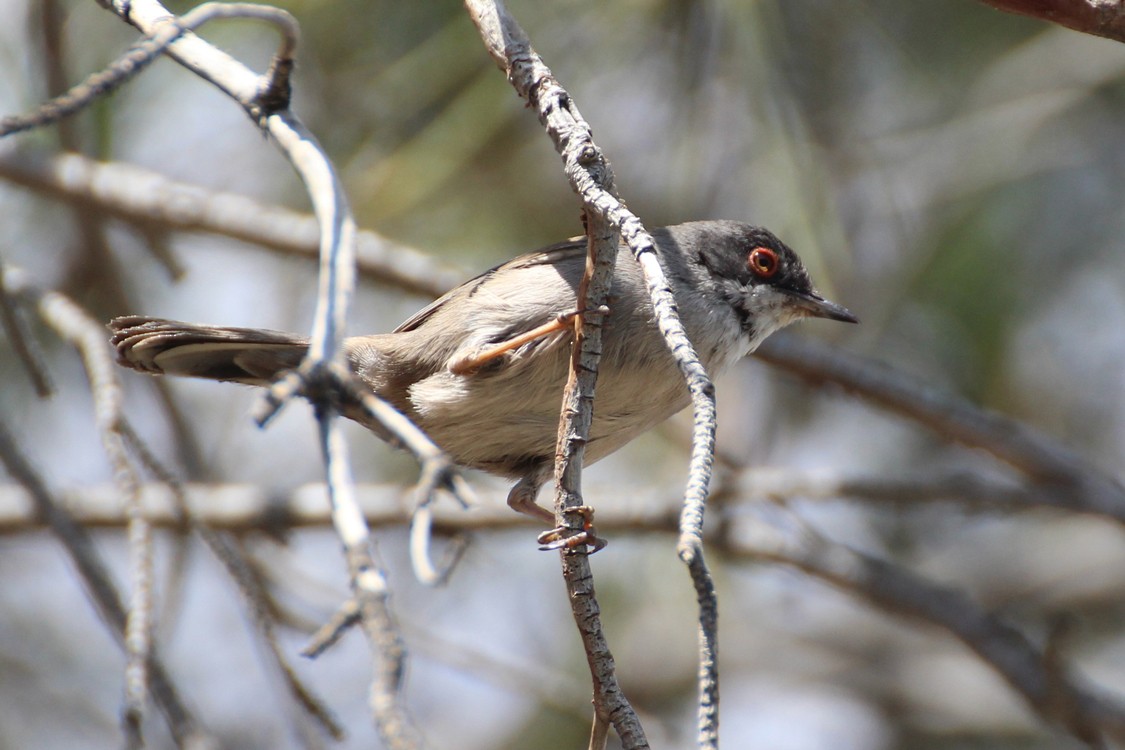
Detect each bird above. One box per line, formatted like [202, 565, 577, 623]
[110, 220, 856, 523]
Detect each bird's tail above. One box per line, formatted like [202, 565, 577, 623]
[109, 316, 309, 386]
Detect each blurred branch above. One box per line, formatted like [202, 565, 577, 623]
[2, 264, 153, 743]
[0, 269, 53, 397]
[726, 502, 1125, 747]
[0, 468, 1097, 532]
[755, 334, 1125, 524]
[9, 476, 1125, 744]
[0, 424, 213, 747]
[0, 150, 460, 298]
[202, 529, 344, 744]
[978, 0, 1125, 43]
[125, 435, 344, 744]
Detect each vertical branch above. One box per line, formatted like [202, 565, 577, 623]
[466, 1, 722, 746]
[3, 265, 153, 743]
[463, 3, 648, 748]
[319, 410, 421, 749]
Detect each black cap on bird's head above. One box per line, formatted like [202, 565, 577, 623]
[678, 221, 857, 339]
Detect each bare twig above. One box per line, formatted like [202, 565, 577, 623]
[302, 598, 362, 659]
[408, 502, 469, 586]
[319, 411, 423, 749]
[0, 469, 1100, 533]
[121, 429, 344, 743]
[258, 362, 475, 585]
[0, 265, 53, 397]
[6, 473, 1124, 743]
[203, 530, 345, 743]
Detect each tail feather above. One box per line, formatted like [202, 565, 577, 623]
[109, 316, 309, 385]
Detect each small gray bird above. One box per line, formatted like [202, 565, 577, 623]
[111, 221, 856, 521]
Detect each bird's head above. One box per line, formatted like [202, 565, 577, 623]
[684, 221, 857, 347]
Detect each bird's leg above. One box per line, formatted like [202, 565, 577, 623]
[449, 306, 607, 375]
[507, 476, 607, 552]
[505, 475, 554, 523]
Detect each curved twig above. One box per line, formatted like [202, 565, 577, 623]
[93, 2, 424, 745]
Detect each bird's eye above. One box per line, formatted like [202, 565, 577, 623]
[748, 247, 779, 278]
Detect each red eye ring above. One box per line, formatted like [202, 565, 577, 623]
[748, 246, 779, 278]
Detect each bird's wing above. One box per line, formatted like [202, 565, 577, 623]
[392, 238, 588, 334]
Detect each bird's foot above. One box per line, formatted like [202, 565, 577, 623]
[537, 505, 607, 553]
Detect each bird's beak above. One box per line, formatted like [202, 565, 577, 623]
[784, 289, 859, 324]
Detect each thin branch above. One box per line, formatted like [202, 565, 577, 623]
[202, 530, 344, 744]
[755, 334, 1125, 524]
[256, 363, 475, 585]
[0, 468, 1099, 532]
[464, 2, 651, 747]
[724, 501, 1125, 746]
[8, 475, 1124, 743]
[0, 150, 461, 297]
[0, 264, 53, 397]
[122, 425, 344, 743]
[318, 410, 423, 749]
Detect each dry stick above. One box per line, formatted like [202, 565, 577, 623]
[0, 151, 460, 298]
[724, 502, 1125, 747]
[0, 421, 213, 748]
[318, 407, 422, 749]
[0, 147, 467, 578]
[95, 2, 424, 745]
[337, 378, 476, 585]
[465, 2, 721, 747]
[254, 53, 429, 750]
[2, 265, 154, 743]
[464, 2, 650, 748]
[553, 220, 623, 750]
[755, 334, 1125, 523]
[9, 474, 1125, 743]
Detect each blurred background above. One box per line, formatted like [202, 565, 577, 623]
[2, 0, 1125, 748]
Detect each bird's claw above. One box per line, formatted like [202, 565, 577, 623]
[536, 505, 607, 553]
